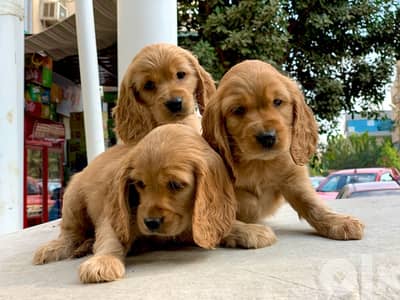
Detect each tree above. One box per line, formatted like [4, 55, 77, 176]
[315, 133, 399, 174]
[178, 0, 400, 132]
[378, 139, 400, 169]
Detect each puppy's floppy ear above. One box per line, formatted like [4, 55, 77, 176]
[183, 50, 216, 113]
[112, 72, 154, 144]
[192, 148, 236, 249]
[201, 96, 236, 180]
[288, 80, 318, 165]
[109, 163, 138, 247]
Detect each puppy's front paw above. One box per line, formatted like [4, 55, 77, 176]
[317, 214, 365, 240]
[79, 255, 125, 283]
[33, 239, 72, 265]
[222, 221, 276, 249]
[33, 245, 55, 265]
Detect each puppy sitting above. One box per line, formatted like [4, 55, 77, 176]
[33, 124, 236, 283]
[202, 60, 364, 248]
[113, 43, 216, 144]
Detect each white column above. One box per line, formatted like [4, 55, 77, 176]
[75, 0, 105, 162]
[0, 0, 24, 234]
[117, 0, 178, 85]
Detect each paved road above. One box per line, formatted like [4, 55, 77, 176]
[0, 196, 399, 299]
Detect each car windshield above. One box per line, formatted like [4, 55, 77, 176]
[349, 189, 400, 198]
[310, 178, 324, 188]
[319, 173, 377, 192]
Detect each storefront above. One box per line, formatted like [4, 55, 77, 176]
[24, 115, 65, 228]
[23, 1, 118, 228]
[23, 50, 117, 228]
[24, 53, 63, 228]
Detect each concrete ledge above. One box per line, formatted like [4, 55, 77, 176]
[1, 197, 399, 299]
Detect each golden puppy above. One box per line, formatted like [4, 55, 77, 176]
[202, 60, 364, 247]
[33, 124, 236, 283]
[113, 43, 216, 144]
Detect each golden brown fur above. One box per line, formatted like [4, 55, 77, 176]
[33, 124, 236, 283]
[202, 60, 364, 247]
[113, 43, 216, 144]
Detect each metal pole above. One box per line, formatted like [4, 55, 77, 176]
[117, 0, 178, 85]
[75, 0, 105, 162]
[0, 0, 24, 234]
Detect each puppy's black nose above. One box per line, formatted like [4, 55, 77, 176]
[144, 217, 164, 231]
[256, 131, 276, 148]
[165, 97, 183, 113]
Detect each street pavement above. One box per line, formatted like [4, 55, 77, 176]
[0, 196, 399, 299]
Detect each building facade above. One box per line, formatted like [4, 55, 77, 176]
[345, 111, 394, 142]
[25, 0, 76, 35]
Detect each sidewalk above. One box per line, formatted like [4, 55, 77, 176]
[0, 196, 399, 299]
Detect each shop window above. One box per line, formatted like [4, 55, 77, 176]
[26, 148, 44, 227]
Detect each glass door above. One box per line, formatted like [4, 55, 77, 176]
[48, 149, 63, 221]
[26, 147, 44, 227]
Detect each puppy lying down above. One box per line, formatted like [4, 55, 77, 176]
[33, 124, 236, 283]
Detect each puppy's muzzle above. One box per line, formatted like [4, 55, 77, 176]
[144, 217, 164, 232]
[164, 97, 183, 113]
[255, 130, 276, 149]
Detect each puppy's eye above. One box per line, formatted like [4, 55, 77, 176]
[176, 71, 186, 80]
[232, 106, 246, 116]
[273, 99, 283, 107]
[143, 81, 155, 91]
[167, 181, 185, 192]
[134, 180, 146, 189]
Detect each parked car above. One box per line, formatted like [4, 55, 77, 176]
[336, 181, 400, 199]
[316, 167, 400, 200]
[310, 176, 326, 189]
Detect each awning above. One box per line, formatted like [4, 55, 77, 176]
[25, 0, 118, 86]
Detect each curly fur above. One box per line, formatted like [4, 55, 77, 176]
[113, 43, 216, 144]
[33, 124, 236, 283]
[202, 60, 364, 247]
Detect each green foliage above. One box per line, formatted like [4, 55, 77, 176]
[314, 133, 400, 175]
[180, 39, 226, 79]
[178, 0, 400, 132]
[202, 0, 290, 68]
[308, 149, 325, 176]
[378, 139, 400, 169]
[323, 133, 380, 170]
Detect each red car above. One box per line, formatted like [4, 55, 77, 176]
[316, 167, 400, 200]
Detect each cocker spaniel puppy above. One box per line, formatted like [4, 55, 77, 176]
[33, 124, 236, 283]
[113, 43, 216, 144]
[202, 60, 364, 248]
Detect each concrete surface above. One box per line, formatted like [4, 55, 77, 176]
[0, 196, 399, 300]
